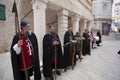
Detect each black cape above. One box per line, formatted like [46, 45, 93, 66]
[10, 33, 41, 80]
[82, 32, 90, 55]
[43, 33, 64, 77]
[64, 31, 73, 67]
[96, 31, 102, 45]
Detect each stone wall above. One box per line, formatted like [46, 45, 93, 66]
[48, 0, 92, 20]
[0, 0, 15, 53]
[0, 0, 93, 53]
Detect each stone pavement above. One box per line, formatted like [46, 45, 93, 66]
[0, 40, 120, 80]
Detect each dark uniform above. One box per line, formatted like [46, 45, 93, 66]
[82, 31, 91, 55]
[64, 31, 74, 68]
[96, 31, 102, 46]
[43, 33, 64, 79]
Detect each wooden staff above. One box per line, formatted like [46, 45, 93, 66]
[89, 38, 92, 55]
[12, 1, 28, 80]
[79, 39, 83, 61]
[54, 46, 57, 80]
[16, 13, 29, 80]
[54, 33, 58, 80]
[71, 40, 76, 70]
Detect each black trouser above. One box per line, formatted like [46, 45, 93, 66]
[20, 68, 33, 80]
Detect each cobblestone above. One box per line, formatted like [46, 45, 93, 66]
[0, 41, 120, 80]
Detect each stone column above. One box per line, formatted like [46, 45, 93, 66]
[87, 21, 92, 31]
[71, 14, 80, 35]
[92, 21, 101, 31]
[80, 19, 87, 36]
[32, 0, 48, 61]
[57, 9, 69, 46]
[84, 19, 87, 30]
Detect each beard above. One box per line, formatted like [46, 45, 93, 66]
[27, 30, 32, 36]
[50, 32, 56, 36]
[25, 29, 32, 36]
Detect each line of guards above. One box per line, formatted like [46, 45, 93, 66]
[42, 25, 92, 80]
[11, 21, 97, 80]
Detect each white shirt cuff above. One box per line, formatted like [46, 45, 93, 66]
[13, 44, 21, 55]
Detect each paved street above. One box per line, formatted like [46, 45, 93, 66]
[0, 40, 120, 80]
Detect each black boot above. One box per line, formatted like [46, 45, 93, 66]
[64, 67, 67, 72]
[56, 70, 61, 76]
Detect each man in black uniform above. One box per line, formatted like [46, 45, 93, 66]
[64, 26, 75, 71]
[82, 29, 91, 55]
[43, 25, 64, 80]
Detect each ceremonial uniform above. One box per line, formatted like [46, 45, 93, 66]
[82, 31, 90, 55]
[11, 21, 41, 80]
[43, 33, 64, 79]
[64, 31, 74, 67]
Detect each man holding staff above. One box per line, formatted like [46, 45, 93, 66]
[10, 21, 41, 80]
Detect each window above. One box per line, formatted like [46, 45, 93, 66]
[0, 4, 6, 20]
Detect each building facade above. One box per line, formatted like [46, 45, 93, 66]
[0, 1, 15, 53]
[92, 0, 113, 32]
[0, 0, 93, 58]
[112, 1, 120, 32]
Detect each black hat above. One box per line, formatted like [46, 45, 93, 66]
[48, 24, 54, 29]
[20, 21, 28, 28]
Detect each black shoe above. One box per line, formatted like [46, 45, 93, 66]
[64, 68, 67, 72]
[82, 54, 86, 56]
[97, 44, 100, 46]
[80, 57, 83, 59]
[80, 57, 83, 61]
[74, 63, 76, 66]
[88, 53, 91, 55]
[56, 70, 61, 76]
[93, 47, 97, 49]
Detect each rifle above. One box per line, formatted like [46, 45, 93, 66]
[12, 1, 29, 80]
